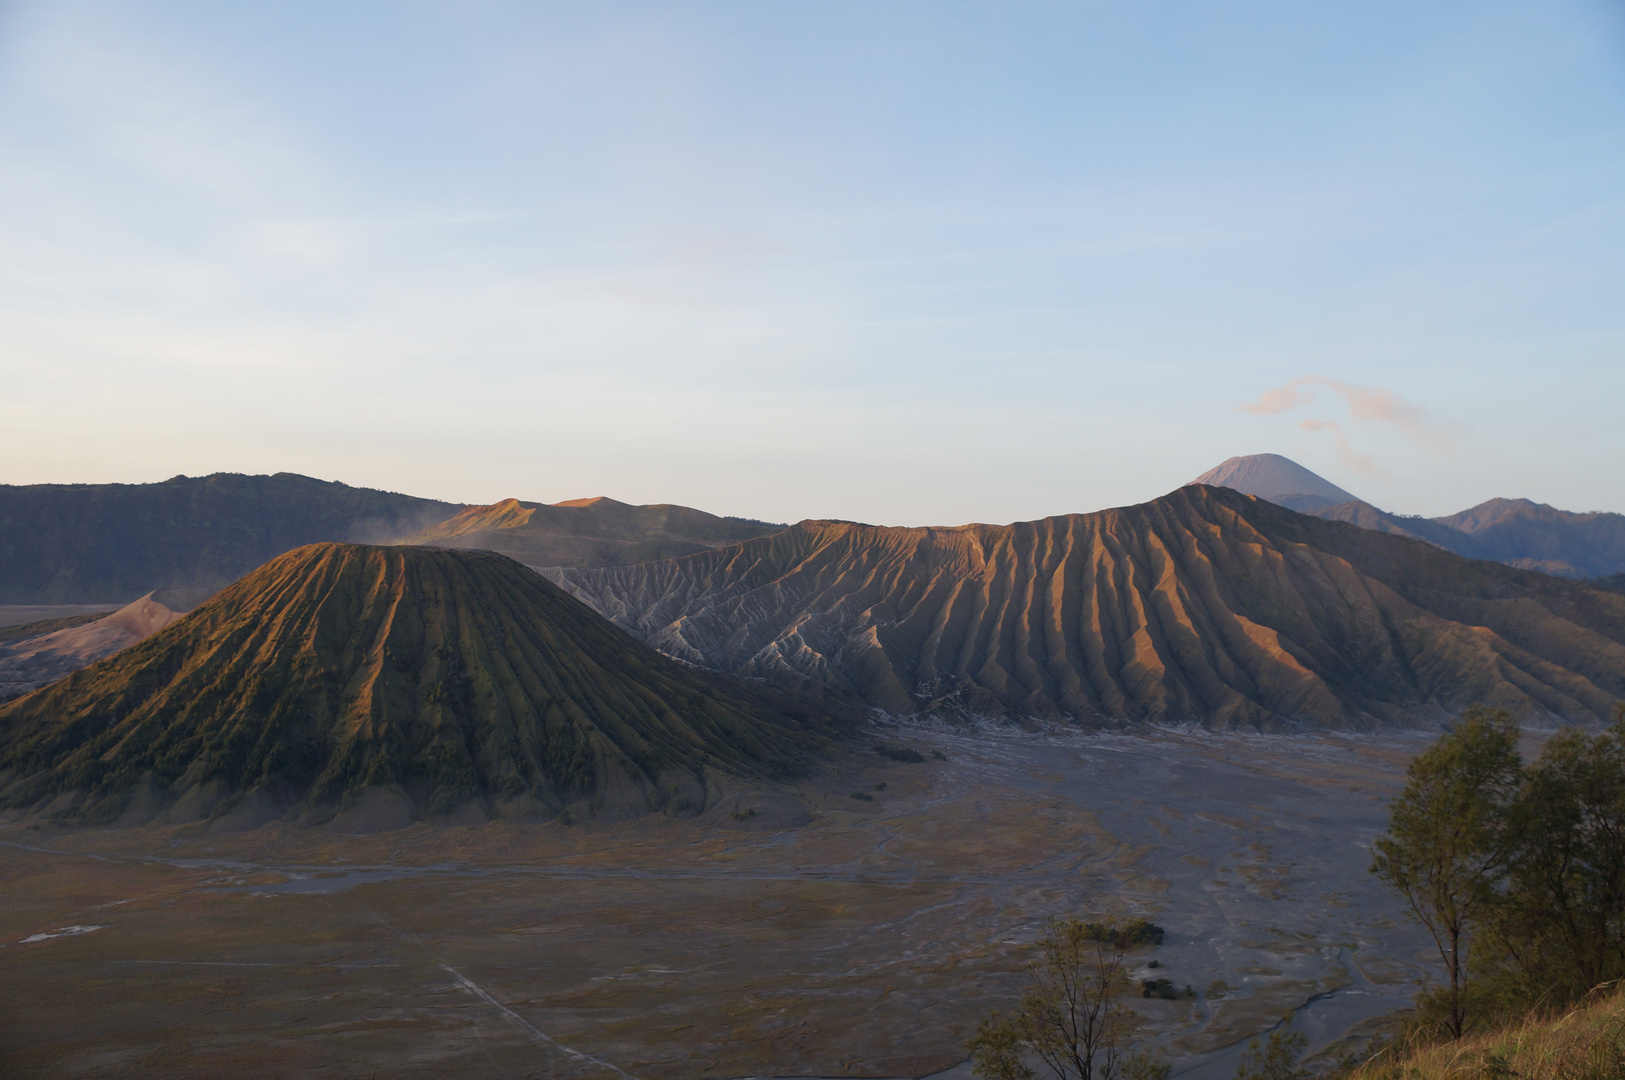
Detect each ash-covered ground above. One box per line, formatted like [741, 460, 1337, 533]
[0, 722, 1437, 1079]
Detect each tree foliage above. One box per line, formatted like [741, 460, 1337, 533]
[1372, 703, 1625, 1039]
[1234, 1030, 1307, 1080]
[1371, 706, 1522, 1039]
[969, 919, 1168, 1080]
[1473, 711, 1625, 1010]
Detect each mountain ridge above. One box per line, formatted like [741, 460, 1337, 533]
[0, 472, 461, 604]
[1192, 454, 1625, 578]
[402, 495, 785, 569]
[546, 486, 1625, 729]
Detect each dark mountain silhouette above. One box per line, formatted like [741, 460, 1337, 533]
[402, 495, 784, 568]
[548, 486, 1625, 729]
[0, 473, 460, 604]
[0, 544, 854, 830]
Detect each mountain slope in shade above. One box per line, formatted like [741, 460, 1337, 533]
[547, 486, 1625, 730]
[0, 587, 214, 703]
[1309, 497, 1625, 578]
[401, 496, 784, 569]
[1189, 454, 1359, 512]
[1431, 498, 1625, 578]
[0, 544, 853, 829]
[0, 473, 460, 604]
[1307, 500, 1483, 550]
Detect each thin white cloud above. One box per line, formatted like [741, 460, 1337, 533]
[1240, 376, 1456, 453]
[1298, 418, 1383, 476]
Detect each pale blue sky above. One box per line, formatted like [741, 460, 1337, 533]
[2, 1, 1622, 524]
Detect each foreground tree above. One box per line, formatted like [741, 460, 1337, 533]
[1370, 706, 1522, 1039]
[1233, 1030, 1306, 1080]
[969, 919, 1166, 1080]
[1474, 708, 1625, 1008]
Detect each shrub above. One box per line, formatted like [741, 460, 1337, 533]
[1140, 978, 1194, 1000]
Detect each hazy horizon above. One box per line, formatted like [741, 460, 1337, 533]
[3, 1, 1623, 526]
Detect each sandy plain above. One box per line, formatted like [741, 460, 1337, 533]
[0, 606, 122, 631]
[0, 722, 1440, 1080]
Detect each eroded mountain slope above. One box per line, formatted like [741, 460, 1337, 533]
[550, 486, 1625, 728]
[0, 544, 853, 828]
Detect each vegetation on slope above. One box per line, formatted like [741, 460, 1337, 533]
[0, 472, 459, 603]
[554, 486, 1625, 728]
[1350, 988, 1625, 1080]
[0, 543, 855, 827]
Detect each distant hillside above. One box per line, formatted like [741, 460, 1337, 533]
[1431, 497, 1625, 578]
[1310, 498, 1625, 578]
[0, 473, 460, 604]
[0, 544, 854, 829]
[402, 495, 784, 568]
[0, 587, 213, 703]
[1296, 498, 1469, 548]
[550, 486, 1625, 729]
[1193, 454, 1625, 579]
[1594, 573, 1625, 594]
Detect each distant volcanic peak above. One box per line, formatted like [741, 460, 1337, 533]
[0, 542, 851, 827]
[1190, 454, 1359, 510]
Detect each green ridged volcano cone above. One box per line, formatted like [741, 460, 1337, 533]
[0, 543, 855, 826]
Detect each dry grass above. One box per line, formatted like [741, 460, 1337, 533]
[1352, 989, 1625, 1080]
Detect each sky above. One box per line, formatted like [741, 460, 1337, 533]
[1, 1, 1622, 526]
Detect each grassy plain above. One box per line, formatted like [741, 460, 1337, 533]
[0, 724, 1435, 1079]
